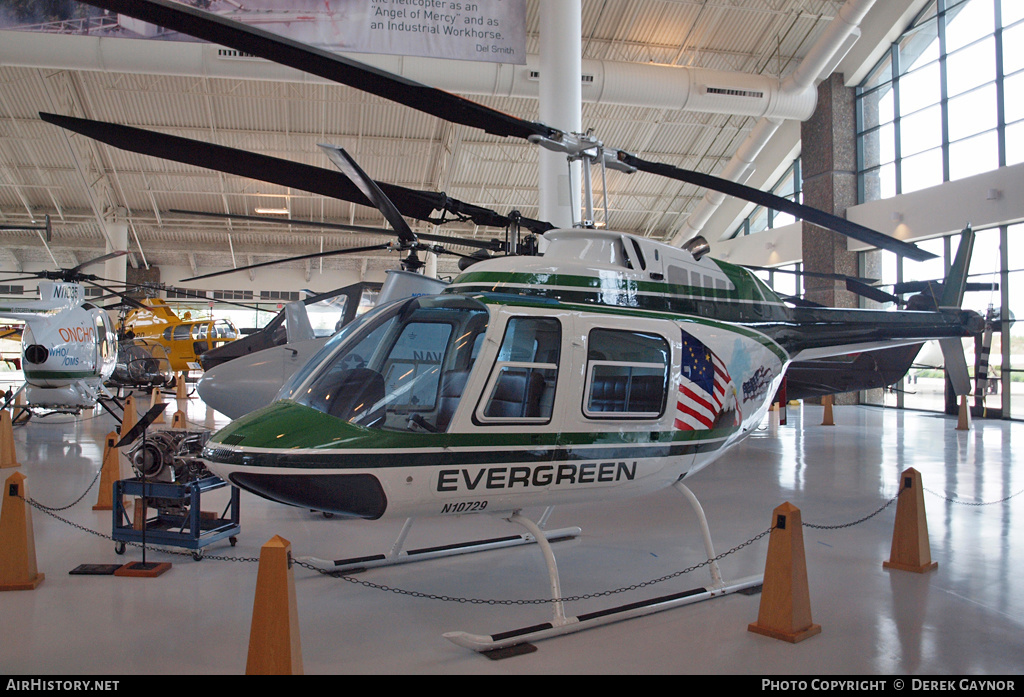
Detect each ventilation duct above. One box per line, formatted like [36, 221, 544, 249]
[670, 0, 879, 247]
[0, 30, 819, 121]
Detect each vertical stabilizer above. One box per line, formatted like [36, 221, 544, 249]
[939, 225, 975, 308]
[938, 225, 975, 396]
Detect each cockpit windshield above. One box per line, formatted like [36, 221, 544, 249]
[290, 295, 489, 432]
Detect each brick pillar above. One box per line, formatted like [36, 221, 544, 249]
[801, 73, 860, 405]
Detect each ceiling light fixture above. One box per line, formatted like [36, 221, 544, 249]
[254, 207, 289, 215]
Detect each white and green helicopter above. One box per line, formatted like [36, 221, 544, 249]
[0, 256, 123, 417]
[48, 0, 984, 651]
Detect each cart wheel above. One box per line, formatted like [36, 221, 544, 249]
[191, 549, 204, 561]
[229, 536, 237, 547]
[115, 541, 125, 555]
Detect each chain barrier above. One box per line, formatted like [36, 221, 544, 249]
[26, 467, 102, 512]
[802, 487, 904, 531]
[11, 469, 1021, 607]
[924, 486, 1024, 507]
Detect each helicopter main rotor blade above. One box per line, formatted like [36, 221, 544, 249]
[40, 113, 552, 237]
[319, 145, 417, 246]
[741, 265, 878, 285]
[74, 0, 556, 142]
[180, 243, 393, 283]
[616, 151, 937, 262]
[169, 209, 501, 253]
[844, 278, 900, 305]
[168, 210, 391, 237]
[69, 249, 128, 274]
[70, 0, 922, 261]
[125, 283, 271, 312]
[84, 280, 150, 311]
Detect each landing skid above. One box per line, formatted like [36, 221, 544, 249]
[444, 481, 764, 653]
[300, 508, 582, 574]
[444, 575, 763, 652]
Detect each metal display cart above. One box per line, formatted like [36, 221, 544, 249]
[112, 475, 240, 560]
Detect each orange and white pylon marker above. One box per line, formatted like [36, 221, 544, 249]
[149, 388, 166, 424]
[171, 410, 187, 429]
[1, 410, 20, 469]
[883, 467, 938, 573]
[956, 395, 970, 431]
[121, 394, 139, 438]
[246, 535, 303, 675]
[175, 373, 189, 416]
[0, 471, 44, 591]
[748, 502, 821, 643]
[93, 431, 123, 511]
[821, 395, 835, 426]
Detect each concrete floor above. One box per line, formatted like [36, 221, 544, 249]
[0, 396, 1021, 676]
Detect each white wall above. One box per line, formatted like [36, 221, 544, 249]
[715, 162, 1024, 267]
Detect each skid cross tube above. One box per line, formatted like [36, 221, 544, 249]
[300, 514, 581, 574]
[444, 482, 761, 652]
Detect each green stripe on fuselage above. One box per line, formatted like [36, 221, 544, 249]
[207, 400, 740, 454]
[23, 369, 100, 380]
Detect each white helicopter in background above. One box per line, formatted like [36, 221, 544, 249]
[197, 270, 444, 419]
[0, 254, 125, 418]
[50, 0, 985, 653]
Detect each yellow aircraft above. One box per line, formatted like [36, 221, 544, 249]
[120, 298, 239, 374]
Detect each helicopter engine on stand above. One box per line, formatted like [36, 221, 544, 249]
[127, 429, 212, 514]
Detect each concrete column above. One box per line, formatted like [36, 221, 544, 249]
[103, 214, 129, 288]
[538, 0, 582, 229]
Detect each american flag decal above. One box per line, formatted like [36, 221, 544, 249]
[675, 331, 738, 431]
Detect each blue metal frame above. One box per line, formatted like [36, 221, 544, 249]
[112, 476, 240, 558]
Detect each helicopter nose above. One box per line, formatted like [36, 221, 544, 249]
[197, 348, 296, 419]
[25, 344, 49, 364]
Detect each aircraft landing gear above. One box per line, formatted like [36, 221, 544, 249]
[443, 482, 763, 652]
[299, 508, 582, 574]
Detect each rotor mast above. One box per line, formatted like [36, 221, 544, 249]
[538, 0, 582, 230]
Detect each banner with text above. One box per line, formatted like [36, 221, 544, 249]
[0, 0, 527, 65]
[356, 0, 527, 64]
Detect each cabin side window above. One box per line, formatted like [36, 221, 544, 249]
[477, 317, 560, 424]
[172, 324, 191, 341]
[212, 319, 238, 340]
[583, 329, 669, 419]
